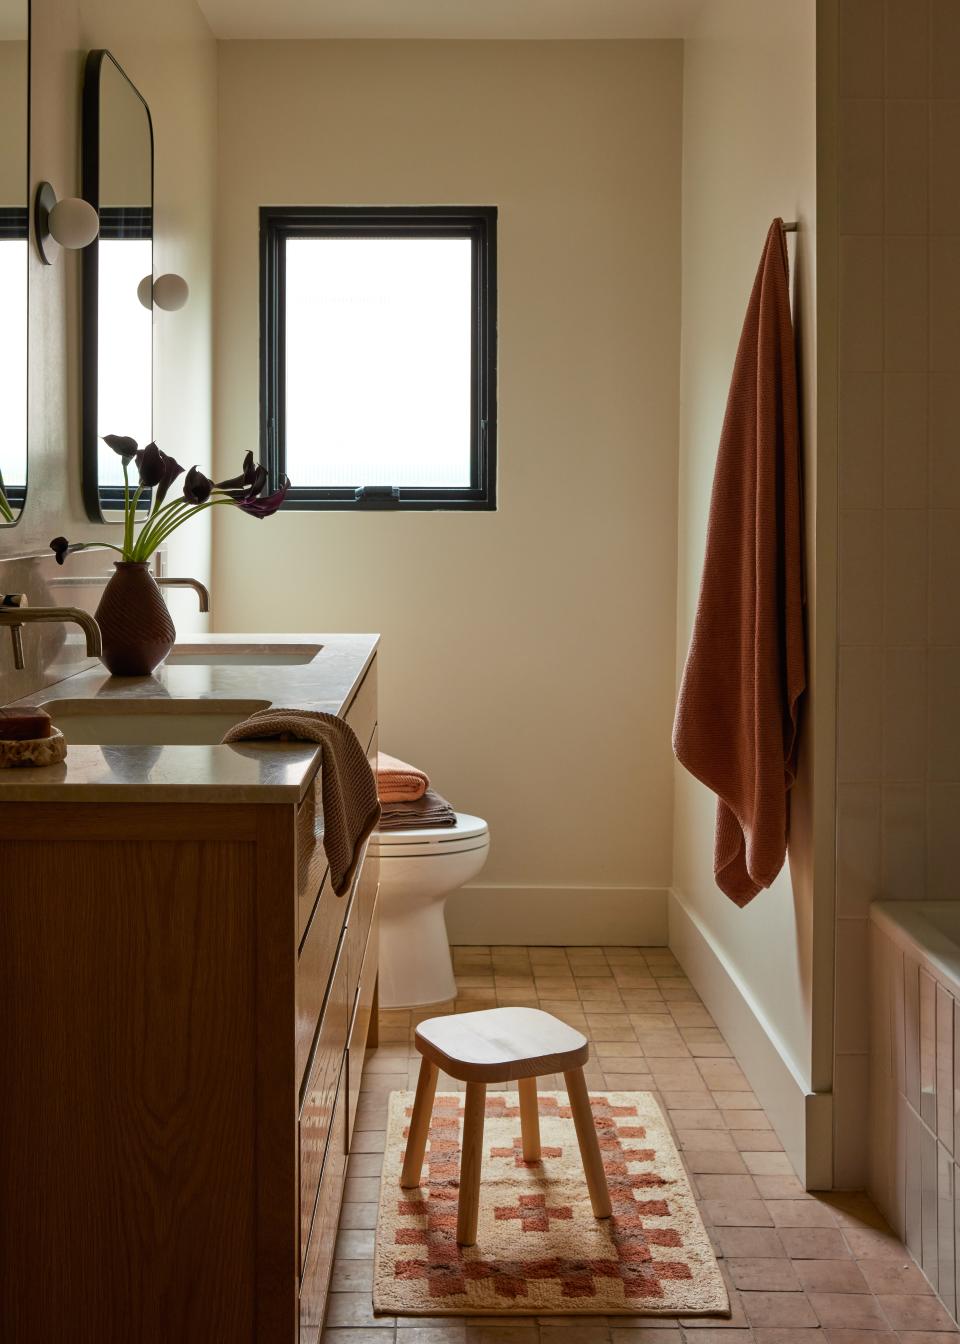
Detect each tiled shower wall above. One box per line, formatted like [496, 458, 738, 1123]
[834, 0, 960, 1186]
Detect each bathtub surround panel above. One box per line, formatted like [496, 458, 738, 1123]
[672, 0, 821, 1183]
[870, 902, 960, 1323]
[212, 39, 682, 945]
[834, 0, 960, 1190]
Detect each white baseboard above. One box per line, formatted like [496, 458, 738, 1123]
[668, 890, 832, 1189]
[445, 885, 668, 947]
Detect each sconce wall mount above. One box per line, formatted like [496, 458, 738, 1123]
[34, 181, 99, 265]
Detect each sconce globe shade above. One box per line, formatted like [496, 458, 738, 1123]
[137, 274, 154, 310]
[152, 273, 190, 312]
[47, 196, 99, 250]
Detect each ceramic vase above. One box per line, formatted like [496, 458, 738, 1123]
[94, 562, 176, 676]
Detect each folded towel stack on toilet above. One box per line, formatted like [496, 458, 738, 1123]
[377, 751, 457, 830]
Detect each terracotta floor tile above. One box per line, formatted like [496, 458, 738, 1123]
[702, 1199, 775, 1227]
[796, 1260, 870, 1294]
[743, 1153, 797, 1177]
[822, 1333, 896, 1344]
[723, 1111, 773, 1131]
[696, 1175, 763, 1201]
[324, 1291, 395, 1328]
[752, 1330, 827, 1344]
[740, 1291, 819, 1327]
[323, 1329, 397, 1344]
[714, 1226, 788, 1259]
[767, 1199, 838, 1228]
[733, 1131, 785, 1152]
[754, 1176, 809, 1199]
[778, 1227, 852, 1259]
[845, 1229, 914, 1261]
[857, 1260, 933, 1295]
[897, 1333, 960, 1343]
[809, 1294, 891, 1330]
[713, 1091, 762, 1109]
[878, 1297, 959, 1331]
[677, 1129, 738, 1151]
[684, 1151, 750, 1175]
[727, 1257, 801, 1290]
[661, 1091, 717, 1110]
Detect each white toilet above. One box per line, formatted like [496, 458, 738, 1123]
[372, 812, 489, 1010]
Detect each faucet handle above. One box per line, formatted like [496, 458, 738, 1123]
[1, 594, 27, 669]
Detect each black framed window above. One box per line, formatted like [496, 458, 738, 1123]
[260, 206, 497, 510]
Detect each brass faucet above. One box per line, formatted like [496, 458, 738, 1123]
[0, 593, 103, 671]
[156, 577, 210, 612]
[51, 573, 210, 613]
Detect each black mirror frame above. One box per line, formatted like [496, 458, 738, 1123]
[81, 48, 154, 522]
[0, 0, 31, 528]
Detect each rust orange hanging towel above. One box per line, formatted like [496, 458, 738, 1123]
[673, 219, 806, 907]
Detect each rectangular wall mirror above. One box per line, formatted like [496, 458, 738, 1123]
[82, 48, 153, 521]
[0, 0, 30, 526]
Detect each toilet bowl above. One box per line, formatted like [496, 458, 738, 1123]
[372, 812, 489, 1010]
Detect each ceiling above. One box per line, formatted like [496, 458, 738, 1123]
[198, 0, 705, 41]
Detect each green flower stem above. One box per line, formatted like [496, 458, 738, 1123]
[0, 490, 13, 523]
[129, 497, 195, 560]
[131, 494, 239, 562]
[122, 460, 132, 554]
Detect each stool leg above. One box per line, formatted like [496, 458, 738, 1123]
[564, 1066, 612, 1219]
[400, 1057, 439, 1189]
[457, 1081, 486, 1246]
[518, 1077, 541, 1162]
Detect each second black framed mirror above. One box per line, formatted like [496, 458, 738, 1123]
[82, 48, 154, 521]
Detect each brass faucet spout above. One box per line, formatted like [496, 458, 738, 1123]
[0, 594, 102, 670]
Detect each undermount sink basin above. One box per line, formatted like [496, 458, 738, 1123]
[41, 698, 271, 746]
[165, 643, 323, 667]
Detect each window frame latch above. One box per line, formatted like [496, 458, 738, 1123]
[354, 485, 401, 504]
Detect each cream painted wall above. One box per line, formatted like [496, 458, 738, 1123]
[672, 1, 826, 1179]
[0, 0, 216, 637]
[213, 40, 683, 937]
[0, 41, 28, 203]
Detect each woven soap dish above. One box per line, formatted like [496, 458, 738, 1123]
[0, 727, 67, 769]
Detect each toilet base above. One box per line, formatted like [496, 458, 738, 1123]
[378, 901, 457, 1010]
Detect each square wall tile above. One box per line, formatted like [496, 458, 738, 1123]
[930, 237, 960, 372]
[930, 373, 960, 507]
[841, 98, 885, 234]
[928, 784, 960, 899]
[931, 101, 960, 235]
[836, 918, 871, 1053]
[837, 782, 882, 915]
[883, 510, 929, 644]
[881, 784, 927, 900]
[885, 0, 931, 99]
[840, 235, 884, 372]
[928, 647, 960, 782]
[932, 0, 960, 97]
[840, 508, 884, 643]
[885, 101, 929, 235]
[930, 510, 960, 645]
[840, 371, 884, 508]
[839, 645, 884, 782]
[841, 0, 885, 97]
[884, 237, 929, 373]
[883, 372, 928, 509]
[882, 647, 928, 782]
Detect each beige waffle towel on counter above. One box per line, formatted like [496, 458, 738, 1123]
[222, 708, 381, 896]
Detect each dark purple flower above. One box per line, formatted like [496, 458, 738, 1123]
[182, 465, 214, 504]
[235, 475, 291, 518]
[136, 442, 164, 487]
[154, 452, 185, 507]
[102, 434, 138, 463]
[49, 536, 79, 565]
[216, 451, 257, 492]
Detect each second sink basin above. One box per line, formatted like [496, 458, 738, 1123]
[43, 698, 272, 746]
[166, 643, 323, 667]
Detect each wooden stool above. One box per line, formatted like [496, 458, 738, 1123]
[400, 1005, 612, 1247]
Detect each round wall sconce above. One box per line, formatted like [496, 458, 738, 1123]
[137, 272, 190, 312]
[34, 182, 99, 265]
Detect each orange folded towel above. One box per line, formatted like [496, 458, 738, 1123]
[377, 751, 429, 803]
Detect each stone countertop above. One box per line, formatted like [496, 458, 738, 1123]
[0, 633, 378, 804]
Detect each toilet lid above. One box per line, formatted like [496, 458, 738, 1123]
[371, 811, 488, 851]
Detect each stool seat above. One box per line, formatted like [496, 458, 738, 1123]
[415, 1006, 590, 1082]
[401, 1004, 611, 1247]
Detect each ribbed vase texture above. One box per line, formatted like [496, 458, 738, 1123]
[94, 562, 176, 676]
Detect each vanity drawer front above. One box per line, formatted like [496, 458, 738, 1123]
[299, 1062, 347, 1322]
[344, 660, 377, 757]
[296, 870, 350, 1091]
[347, 914, 379, 1145]
[299, 942, 351, 1269]
[296, 770, 328, 943]
[347, 845, 379, 992]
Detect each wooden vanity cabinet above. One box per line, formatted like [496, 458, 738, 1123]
[0, 659, 379, 1344]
